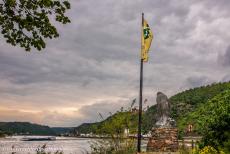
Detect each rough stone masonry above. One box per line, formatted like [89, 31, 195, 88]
[147, 127, 178, 152]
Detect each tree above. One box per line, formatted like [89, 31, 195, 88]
[198, 90, 230, 152]
[0, 0, 70, 51]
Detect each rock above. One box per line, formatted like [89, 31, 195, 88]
[147, 127, 179, 152]
[155, 92, 176, 127]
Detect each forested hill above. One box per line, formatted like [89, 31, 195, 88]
[170, 81, 230, 120]
[74, 81, 230, 135]
[0, 122, 56, 135]
[51, 127, 73, 135]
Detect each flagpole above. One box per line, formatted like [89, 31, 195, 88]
[137, 12, 144, 153]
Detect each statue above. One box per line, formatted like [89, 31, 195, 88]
[147, 92, 178, 152]
[155, 92, 175, 127]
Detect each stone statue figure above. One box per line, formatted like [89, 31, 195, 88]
[147, 92, 178, 152]
[155, 92, 175, 127]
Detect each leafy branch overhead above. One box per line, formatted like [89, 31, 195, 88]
[0, 0, 71, 51]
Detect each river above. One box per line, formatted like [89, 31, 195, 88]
[0, 136, 92, 154]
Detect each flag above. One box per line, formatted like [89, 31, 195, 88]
[141, 19, 153, 62]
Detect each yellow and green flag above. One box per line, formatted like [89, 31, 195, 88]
[141, 19, 153, 62]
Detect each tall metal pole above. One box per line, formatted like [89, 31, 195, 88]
[137, 12, 144, 153]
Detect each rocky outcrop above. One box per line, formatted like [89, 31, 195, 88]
[155, 92, 176, 127]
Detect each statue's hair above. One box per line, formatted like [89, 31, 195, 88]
[157, 92, 163, 95]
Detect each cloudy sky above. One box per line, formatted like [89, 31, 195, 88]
[0, 0, 230, 127]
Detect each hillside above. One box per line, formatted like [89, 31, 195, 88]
[73, 123, 100, 134]
[170, 82, 230, 119]
[170, 81, 230, 136]
[73, 81, 230, 136]
[74, 112, 139, 134]
[0, 122, 56, 135]
[181, 89, 230, 151]
[147, 81, 230, 134]
[179, 89, 230, 135]
[51, 127, 73, 135]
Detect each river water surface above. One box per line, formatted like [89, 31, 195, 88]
[0, 136, 92, 154]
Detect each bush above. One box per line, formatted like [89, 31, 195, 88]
[90, 107, 137, 154]
[198, 90, 230, 152]
[36, 144, 63, 154]
[199, 146, 218, 154]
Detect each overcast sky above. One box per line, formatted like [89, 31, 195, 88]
[0, 0, 230, 127]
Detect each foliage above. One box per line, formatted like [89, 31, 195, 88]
[75, 112, 139, 135]
[198, 146, 219, 154]
[74, 122, 101, 134]
[0, 122, 56, 135]
[177, 90, 230, 153]
[177, 145, 226, 154]
[192, 146, 226, 154]
[90, 138, 136, 154]
[36, 144, 63, 154]
[142, 105, 157, 133]
[95, 111, 137, 138]
[197, 90, 230, 152]
[90, 109, 136, 154]
[170, 82, 230, 120]
[0, 130, 6, 137]
[51, 127, 73, 135]
[170, 82, 230, 136]
[0, 0, 71, 51]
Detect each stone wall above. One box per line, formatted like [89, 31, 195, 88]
[147, 127, 178, 152]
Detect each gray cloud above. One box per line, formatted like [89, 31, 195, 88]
[77, 101, 127, 123]
[218, 46, 230, 67]
[221, 74, 230, 82]
[184, 76, 214, 89]
[0, 0, 230, 126]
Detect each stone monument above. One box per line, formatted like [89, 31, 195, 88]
[147, 92, 178, 152]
